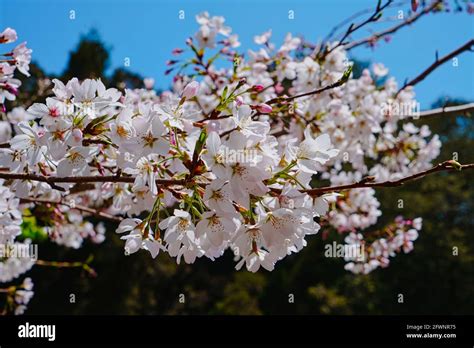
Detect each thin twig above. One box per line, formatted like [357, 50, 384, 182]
[320, 0, 394, 58]
[323, 2, 399, 44]
[20, 197, 122, 223]
[345, 0, 442, 50]
[321, 1, 411, 46]
[266, 66, 352, 105]
[35, 260, 97, 277]
[397, 39, 474, 94]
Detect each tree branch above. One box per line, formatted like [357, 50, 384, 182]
[321, 0, 406, 45]
[397, 39, 474, 94]
[284, 160, 474, 197]
[0, 172, 186, 187]
[319, 0, 394, 58]
[35, 259, 97, 277]
[265, 65, 352, 105]
[269, 102, 474, 137]
[5, 161, 474, 223]
[417, 102, 474, 119]
[20, 197, 122, 223]
[345, 0, 442, 50]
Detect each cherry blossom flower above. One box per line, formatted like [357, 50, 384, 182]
[124, 156, 159, 195]
[12, 42, 32, 76]
[182, 81, 200, 98]
[9, 122, 46, 166]
[0, 27, 17, 43]
[291, 128, 339, 174]
[254, 29, 272, 45]
[56, 146, 95, 177]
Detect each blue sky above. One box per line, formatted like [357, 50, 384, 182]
[1, 0, 473, 109]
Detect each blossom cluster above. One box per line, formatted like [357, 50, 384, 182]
[344, 217, 422, 274]
[0, 10, 444, 304]
[13, 277, 34, 315]
[0, 277, 34, 315]
[0, 28, 32, 110]
[0, 178, 36, 285]
[4, 74, 340, 272]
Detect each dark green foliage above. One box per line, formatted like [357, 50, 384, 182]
[109, 68, 144, 90]
[19, 212, 48, 243]
[62, 29, 109, 81]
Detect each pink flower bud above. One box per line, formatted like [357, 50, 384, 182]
[395, 216, 404, 224]
[182, 81, 200, 98]
[468, 3, 474, 14]
[275, 82, 284, 94]
[206, 120, 221, 133]
[172, 48, 184, 56]
[0, 64, 15, 75]
[0, 28, 17, 44]
[169, 129, 176, 146]
[72, 128, 83, 142]
[411, 0, 418, 12]
[143, 78, 155, 90]
[253, 84, 264, 92]
[5, 84, 18, 95]
[257, 103, 272, 114]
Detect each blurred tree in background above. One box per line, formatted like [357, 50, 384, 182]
[19, 33, 473, 315]
[62, 29, 109, 81]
